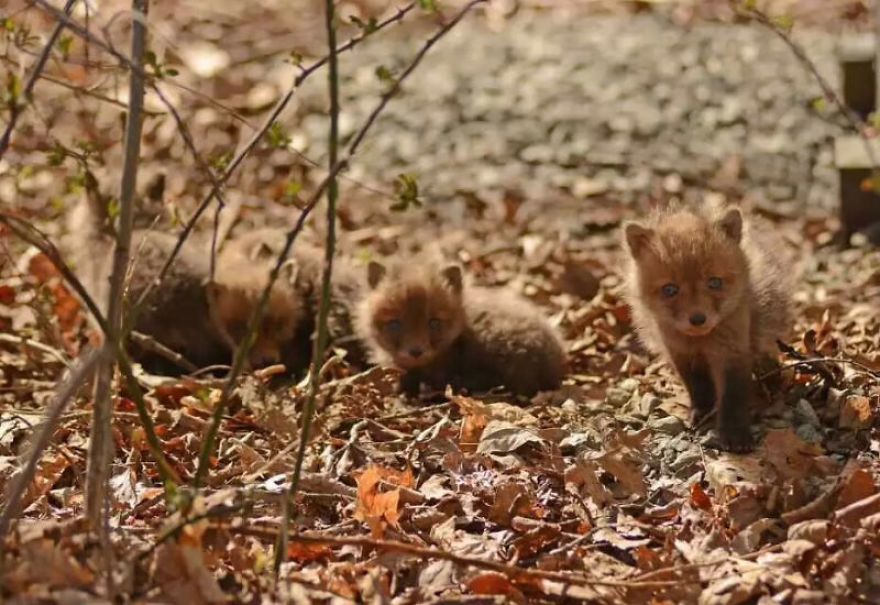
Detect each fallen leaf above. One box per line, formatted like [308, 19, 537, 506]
[761, 429, 825, 481]
[691, 483, 712, 510]
[839, 395, 873, 429]
[354, 466, 411, 537]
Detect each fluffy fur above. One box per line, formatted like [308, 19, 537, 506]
[623, 205, 791, 452]
[356, 258, 567, 397]
[218, 227, 367, 368]
[66, 203, 302, 372]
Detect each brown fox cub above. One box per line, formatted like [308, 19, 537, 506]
[355, 258, 567, 397]
[623, 206, 790, 452]
[66, 203, 302, 372]
[219, 227, 367, 368]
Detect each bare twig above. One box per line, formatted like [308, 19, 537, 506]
[0, 348, 103, 544]
[758, 356, 880, 380]
[232, 528, 689, 590]
[273, 0, 343, 574]
[0, 332, 71, 368]
[740, 4, 879, 169]
[0, 212, 108, 334]
[85, 0, 149, 528]
[192, 0, 488, 490]
[0, 212, 179, 492]
[129, 331, 198, 373]
[0, 0, 77, 161]
[136, 2, 418, 310]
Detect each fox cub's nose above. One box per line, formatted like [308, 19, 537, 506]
[689, 313, 707, 326]
[408, 347, 424, 359]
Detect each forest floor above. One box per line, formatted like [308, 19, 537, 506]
[1, 1, 879, 603]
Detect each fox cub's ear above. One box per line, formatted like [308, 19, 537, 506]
[623, 222, 653, 256]
[441, 265, 463, 293]
[715, 207, 743, 242]
[367, 261, 387, 289]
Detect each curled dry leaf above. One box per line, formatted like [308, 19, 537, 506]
[354, 465, 414, 537]
[466, 572, 527, 602]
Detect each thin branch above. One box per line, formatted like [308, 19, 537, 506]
[134, 2, 418, 310]
[0, 211, 179, 493]
[273, 0, 342, 576]
[0, 212, 108, 334]
[192, 0, 487, 490]
[85, 0, 149, 527]
[0, 0, 77, 161]
[739, 3, 879, 169]
[0, 348, 103, 543]
[234, 528, 687, 591]
[0, 332, 71, 368]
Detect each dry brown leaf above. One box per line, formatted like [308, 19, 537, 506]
[837, 467, 877, 509]
[23, 453, 70, 510]
[761, 429, 825, 481]
[691, 483, 713, 511]
[596, 448, 646, 498]
[354, 465, 412, 537]
[152, 540, 228, 605]
[839, 395, 873, 429]
[4, 538, 95, 592]
[467, 572, 526, 602]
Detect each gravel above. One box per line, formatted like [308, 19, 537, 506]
[289, 13, 844, 209]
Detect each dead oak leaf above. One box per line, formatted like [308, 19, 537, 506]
[152, 540, 228, 605]
[596, 448, 646, 498]
[761, 429, 825, 481]
[5, 538, 95, 592]
[837, 467, 877, 509]
[467, 572, 527, 603]
[23, 453, 70, 510]
[354, 465, 413, 537]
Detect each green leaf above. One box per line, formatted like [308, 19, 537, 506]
[741, 0, 757, 10]
[375, 65, 396, 92]
[46, 142, 67, 167]
[391, 173, 422, 212]
[287, 51, 303, 66]
[811, 97, 828, 113]
[164, 68, 179, 77]
[772, 14, 794, 32]
[106, 198, 121, 221]
[1, 18, 15, 33]
[870, 112, 880, 130]
[350, 15, 378, 34]
[266, 122, 291, 149]
[281, 181, 305, 208]
[57, 35, 73, 59]
[211, 151, 233, 171]
[418, 0, 439, 13]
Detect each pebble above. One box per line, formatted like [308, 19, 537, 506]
[650, 415, 686, 436]
[284, 14, 840, 206]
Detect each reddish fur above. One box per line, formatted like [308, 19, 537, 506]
[623, 205, 791, 451]
[219, 227, 367, 368]
[67, 199, 303, 372]
[208, 259, 302, 369]
[356, 257, 567, 397]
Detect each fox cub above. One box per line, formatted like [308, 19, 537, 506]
[67, 201, 301, 372]
[218, 227, 367, 368]
[623, 205, 790, 452]
[356, 258, 567, 397]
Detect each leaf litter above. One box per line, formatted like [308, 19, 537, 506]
[0, 2, 879, 604]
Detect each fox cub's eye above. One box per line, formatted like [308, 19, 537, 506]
[428, 318, 442, 331]
[707, 277, 723, 290]
[385, 319, 403, 333]
[661, 283, 679, 298]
